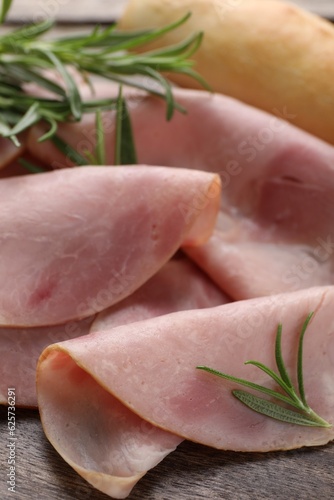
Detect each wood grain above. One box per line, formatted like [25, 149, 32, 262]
[1, 406, 334, 500]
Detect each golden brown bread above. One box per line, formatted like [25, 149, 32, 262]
[119, 0, 334, 144]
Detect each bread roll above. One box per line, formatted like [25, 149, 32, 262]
[119, 0, 334, 144]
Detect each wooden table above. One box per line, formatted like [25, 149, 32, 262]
[1, 1, 334, 499]
[1, 405, 333, 500]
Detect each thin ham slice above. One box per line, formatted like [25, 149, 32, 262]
[91, 254, 230, 331]
[38, 360, 182, 499]
[37, 286, 334, 498]
[34, 254, 229, 498]
[0, 316, 94, 408]
[0, 255, 228, 409]
[0, 165, 220, 327]
[0, 136, 26, 171]
[26, 87, 334, 298]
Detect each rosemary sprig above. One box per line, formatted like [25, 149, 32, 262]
[197, 313, 331, 428]
[0, 9, 206, 145]
[21, 86, 137, 172]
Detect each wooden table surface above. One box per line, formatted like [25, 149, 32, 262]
[1, 406, 333, 500]
[1, 1, 334, 499]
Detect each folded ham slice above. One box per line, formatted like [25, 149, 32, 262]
[37, 286, 334, 498]
[0, 165, 220, 327]
[0, 316, 94, 407]
[26, 87, 334, 299]
[34, 254, 229, 498]
[0, 256, 228, 409]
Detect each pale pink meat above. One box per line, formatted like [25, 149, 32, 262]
[84, 255, 230, 497]
[0, 165, 220, 327]
[27, 86, 334, 299]
[34, 254, 229, 498]
[0, 316, 94, 407]
[38, 356, 182, 499]
[37, 287, 334, 498]
[0, 255, 228, 409]
[0, 136, 26, 171]
[91, 254, 230, 331]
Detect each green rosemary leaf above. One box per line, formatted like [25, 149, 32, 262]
[297, 312, 314, 407]
[0, 0, 12, 24]
[83, 150, 98, 166]
[95, 110, 106, 166]
[142, 31, 201, 60]
[1, 19, 54, 43]
[144, 67, 175, 121]
[0, 115, 19, 146]
[37, 118, 58, 142]
[232, 390, 330, 428]
[18, 158, 46, 174]
[119, 99, 137, 165]
[51, 135, 89, 166]
[196, 366, 299, 408]
[114, 86, 137, 166]
[114, 86, 123, 166]
[93, 74, 186, 115]
[244, 360, 296, 402]
[0, 12, 205, 142]
[8, 102, 40, 136]
[3, 65, 66, 97]
[177, 67, 211, 92]
[44, 51, 82, 120]
[197, 313, 332, 428]
[275, 323, 294, 390]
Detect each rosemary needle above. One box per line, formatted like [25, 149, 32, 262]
[114, 86, 137, 166]
[0, 0, 12, 24]
[197, 313, 332, 428]
[0, 4, 207, 145]
[21, 88, 137, 172]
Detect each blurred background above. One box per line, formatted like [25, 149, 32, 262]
[4, 0, 334, 24]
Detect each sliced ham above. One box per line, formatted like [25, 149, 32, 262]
[0, 136, 26, 171]
[0, 316, 94, 408]
[26, 87, 334, 298]
[25, 256, 228, 497]
[91, 254, 230, 331]
[37, 286, 334, 498]
[38, 360, 182, 499]
[77, 255, 229, 498]
[0, 256, 228, 409]
[0, 165, 220, 327]
[26, 86, 334, 178]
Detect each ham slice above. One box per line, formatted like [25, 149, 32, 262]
[27, 87, 334, 298]
[0, 136, 26, 171]
[33, 254, 229, 498]
[0, 316, 94, 408]
[0, 165, 220, 327]
[91, 254, 230, 331]
[0, 256, 228, 409]
[37, 286, 334, 498]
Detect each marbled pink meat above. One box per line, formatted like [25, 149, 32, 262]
[0, 136, 26, 171]
[27, 86, 334, 299]
[34, 254, 229, 498]
[0, 165, 220, 327]
[37, 287, 334, 498]
[0, 316, 94, 407]
[91, 254, 230, 331]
